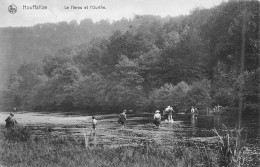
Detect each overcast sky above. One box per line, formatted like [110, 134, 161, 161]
[1, 0, 226, 27]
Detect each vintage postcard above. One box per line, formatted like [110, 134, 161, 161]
[0, 0, 259, 166]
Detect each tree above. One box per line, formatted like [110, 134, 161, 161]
[73, 73, 107, 111]
[185, 79, 211, 110]
[111, 55, 145, 110]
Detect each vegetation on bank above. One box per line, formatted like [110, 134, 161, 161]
[1, 124, 252, 167]
[0, 0, 259, 114]
[0, 126, 221, 167]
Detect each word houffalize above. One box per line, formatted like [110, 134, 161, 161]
[23, 5, 47, 10]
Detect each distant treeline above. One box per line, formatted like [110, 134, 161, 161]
[0, 15, 170, 87]
[0, 0, 259, 114]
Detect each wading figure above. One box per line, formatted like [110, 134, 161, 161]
[91, 116, 97, 135]
[164, 106, 174, 122]
[153, 110, 161, 128]
[191, 106, 195, 115]
[191, 107, 199, 117]
[195, 108, 198, 116]
[5, 113, 17, 128]
[118, 109, 127, 129]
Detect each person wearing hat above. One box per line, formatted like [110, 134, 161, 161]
[153, 110, 161, 128]
[118, 109, 127, 129]
[5, 113, 17, 128]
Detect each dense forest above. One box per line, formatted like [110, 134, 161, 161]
[0, 0, 259, 114]
[0, 15, 170, 88]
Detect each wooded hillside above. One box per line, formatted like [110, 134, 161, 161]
[1, 1, 259, 114]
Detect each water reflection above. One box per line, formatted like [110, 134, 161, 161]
[190, 115, 197, 135]
[185, 114, 259, 145]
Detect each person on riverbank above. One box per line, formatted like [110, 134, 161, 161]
[153, 110, 161, 128]
[92, 116, 97, 135]
[118, 109, 127, 129]
[5, 113, 17, 128]
[164, 106, 174, 122]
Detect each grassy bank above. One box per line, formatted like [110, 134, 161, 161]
[0, 125, 220, 167]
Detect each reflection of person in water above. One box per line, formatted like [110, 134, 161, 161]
[153, 110, 161, 128]
[190, 110, 197, 135]
[5, 113, 17, 128]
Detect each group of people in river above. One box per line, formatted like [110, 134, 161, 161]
[5, 106, 198, 133]
[152, 106, 175, 128]
[89, 106, 176, 133]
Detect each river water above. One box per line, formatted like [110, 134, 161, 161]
[176, 114, 259, 145]
[0, 111, 259, 166]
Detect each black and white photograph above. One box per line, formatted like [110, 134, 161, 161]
[0, 0, 259, 166]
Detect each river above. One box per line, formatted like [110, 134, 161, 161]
[0, 111, 259, 166]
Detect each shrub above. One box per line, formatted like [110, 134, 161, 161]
[148, 82, 190, 112]
[3, 126, 32, 142]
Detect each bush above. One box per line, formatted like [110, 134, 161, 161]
[185, 79, 211, 110]
[148, 82, 190, 112]
[3, 126, 32, 142]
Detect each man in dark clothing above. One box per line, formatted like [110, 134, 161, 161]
[118, 110, 127, 129]
[5, 113, 17, 128]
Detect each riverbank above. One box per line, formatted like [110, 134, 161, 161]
[0, 111, 259, 166]
[0, 125, 219, 167]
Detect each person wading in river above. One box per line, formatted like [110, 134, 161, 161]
[118, 109, 127, 129]
[164, 106, 174, 122]
[153, 110, 161, 128]
[91, 116, 97, 135]
[5, 113, 17, 128]
[191, 106, 195, 115]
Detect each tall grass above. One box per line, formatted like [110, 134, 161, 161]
[212, 124, 246, 167]
[0, 125, 220, 167]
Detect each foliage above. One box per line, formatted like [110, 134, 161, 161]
[213, 124, 246, 167]
[0, 127, 219, 167]
[1, 1, 259, 113]
[234, 68, 260, 111]
[185, 79, 211, 110]
[3, 126, 32, 142]
[148, 82, 190, 112]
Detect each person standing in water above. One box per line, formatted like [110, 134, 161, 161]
[91, 116, 97, 135]
[191, 106, 195, 115]
[153, 110, 161, 128]
[118, 109, 127, 129]
[164, 106, 174, 122]
[194, 108, 199, 116]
